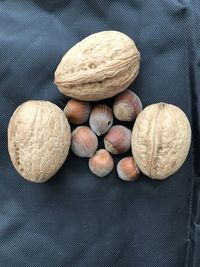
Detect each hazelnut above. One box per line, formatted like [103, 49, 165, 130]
[104, 125, 131, 155]
[117, 157, 140, 181]
[89, 149, 114, 177]
[89, 104, 113, 136]
[64, 99, 91, 125]
[113, 89, 142, 121]
[71, 126, 98, 157]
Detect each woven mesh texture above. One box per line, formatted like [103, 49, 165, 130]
[0, 1, 199, 266]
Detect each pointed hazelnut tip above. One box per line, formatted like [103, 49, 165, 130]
[96, 132, 101, 136]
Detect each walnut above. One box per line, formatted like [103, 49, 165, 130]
[54, 31, 140, 101]
[8, 100, 71, 182]
[131, 103, 191, 179]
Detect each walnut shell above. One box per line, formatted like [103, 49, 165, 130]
[54, 31, 140, 101]
[131, 103, 191, 179]
[8, 100, 71, 183]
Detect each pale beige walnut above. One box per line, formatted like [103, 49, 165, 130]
[54, 30, 140, 101]
[131, 103, 191, 180]
[8, 100, 71, 183]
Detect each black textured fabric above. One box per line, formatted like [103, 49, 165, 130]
[0, 0, 199, 266]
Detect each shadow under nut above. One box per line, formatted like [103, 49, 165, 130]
[131, 103, 191, 179]
[8, 100, 71, 182]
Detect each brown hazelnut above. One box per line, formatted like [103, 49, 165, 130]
[117, 157, 140, 181]
[104, 125, 131, 155]
[113, 89, 142, 121]
[64, 99, 91, 124]
[89, 104, 113, 136]
[89, 149, 114, 177]
[71, 126, 98, 157]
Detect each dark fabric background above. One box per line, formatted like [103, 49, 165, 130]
[0, 0, 199, 266]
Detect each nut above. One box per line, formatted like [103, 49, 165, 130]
[104, 125, 131, 155]
[64, 99, 91, 124]
[117, 157, 140, 181]
[89, 104, 113, 136]
[113, 89, 142, 121]
[131, 103, 191, 179]
[71, 126, 98, 157]
[54, 31, 140, 101]
[8, 100, 71, 183]
[89, 149, 114, 177]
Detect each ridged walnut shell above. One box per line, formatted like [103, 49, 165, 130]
[54, 31, 140, 101]
[131, 103, 191, 180]
[8, 101, 71, 183]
